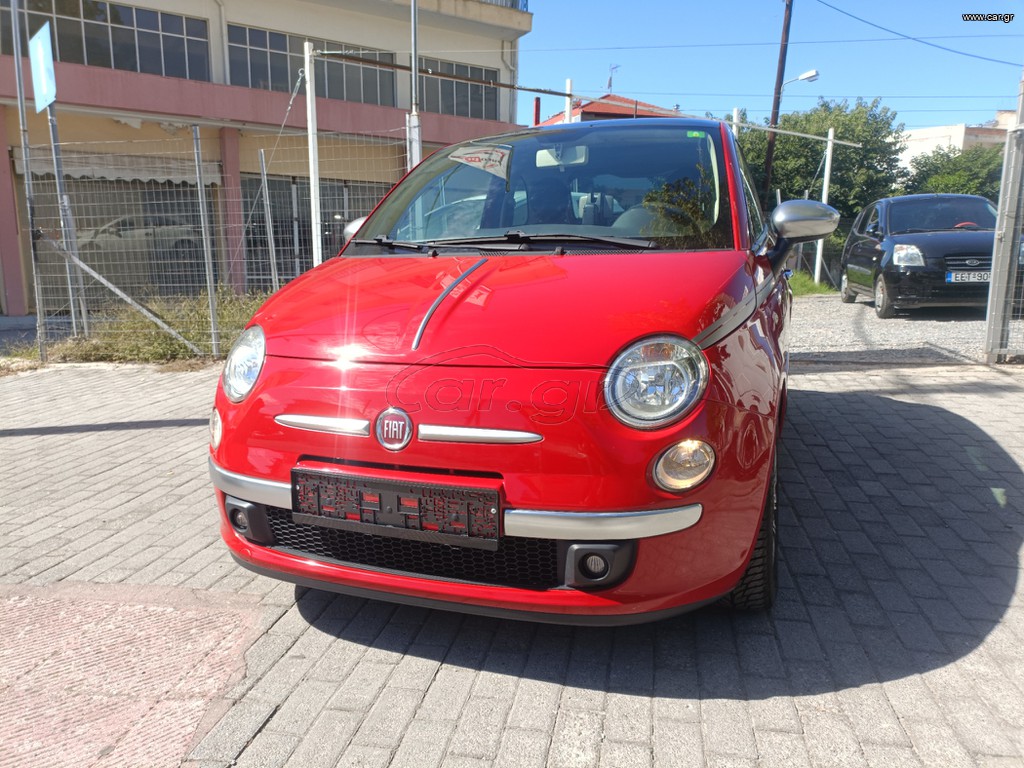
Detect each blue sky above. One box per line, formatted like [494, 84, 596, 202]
[511, 0, 1023, 131]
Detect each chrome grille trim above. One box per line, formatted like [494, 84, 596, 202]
[274, 414, 371, 437]
[418, 424, 543, 444]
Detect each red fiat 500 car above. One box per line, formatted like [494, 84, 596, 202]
[209, 119, 837, 624]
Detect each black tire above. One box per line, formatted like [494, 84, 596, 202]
[874, 276, 895, 319]
[723, 454, 778, 611]
[840, 270, 857, 303]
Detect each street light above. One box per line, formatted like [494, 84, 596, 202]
[783, 69, 819, 90]
[763, 65, 820, 202]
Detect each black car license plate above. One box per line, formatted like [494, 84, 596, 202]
[291, 469, 500, 550]
[946, 271, 990, 283]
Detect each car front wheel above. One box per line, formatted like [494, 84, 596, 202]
[840, 270, 857, 303]
[874, 276, 895, 319]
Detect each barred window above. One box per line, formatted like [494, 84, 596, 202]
[419, 58, 498, 120]
[0, 0, 210, 81]
[228, 25, 396, 107]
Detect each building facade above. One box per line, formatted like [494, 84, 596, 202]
[900, 110, 1015, 169]
[0, 0, 532, 316]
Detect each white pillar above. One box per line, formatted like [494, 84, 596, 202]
[814, 126, 835, 283]
[305, 42, 323, 268]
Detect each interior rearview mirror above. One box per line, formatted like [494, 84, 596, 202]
[536, 145, 588, 168]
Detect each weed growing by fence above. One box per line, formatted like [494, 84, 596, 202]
[43, 289, 268, 363]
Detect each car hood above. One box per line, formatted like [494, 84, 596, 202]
[890, 229, 994, 256]
[253, 250, 756, 367]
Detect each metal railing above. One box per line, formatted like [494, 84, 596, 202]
[478, 0, 529, 10]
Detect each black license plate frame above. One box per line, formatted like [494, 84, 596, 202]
[291, 468, 501, 551]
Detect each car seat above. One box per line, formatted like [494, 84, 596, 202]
[527, 179, 576, 226]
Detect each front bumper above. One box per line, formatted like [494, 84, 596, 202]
[885, 269, 989, 308]
[209, 459, 703, 541]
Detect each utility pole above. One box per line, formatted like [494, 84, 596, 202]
[763, 0, 793, 203]
[407, 0, 422, 170]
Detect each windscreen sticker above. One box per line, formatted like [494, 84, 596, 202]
[449, 145, 511, 180]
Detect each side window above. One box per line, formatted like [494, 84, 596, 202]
[865, 206, 880, 236]
[852, 208, 867, 235]
[735, 148, 765, 247]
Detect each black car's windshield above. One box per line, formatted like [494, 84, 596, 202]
[355, 122, 734, 252]
[888, 197, 997, 234]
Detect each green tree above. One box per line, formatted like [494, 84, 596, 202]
[728, 98, 907, 218]
[904, 144, 1003, 201]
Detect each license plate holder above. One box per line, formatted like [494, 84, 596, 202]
[291, 469, 501, 551]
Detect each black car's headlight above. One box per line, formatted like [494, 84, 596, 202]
[893, 244, 925, 267]
[604, 335, 708, 429]
[222, 326, 265, 402]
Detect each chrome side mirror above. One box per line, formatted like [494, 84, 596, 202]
[767, 200, 839, 275]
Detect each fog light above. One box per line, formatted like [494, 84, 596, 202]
[581, 554, 609, 579]
[229, 507, 249, 532]
[209, 407, 223, 450]
[654, 439, 715, 491]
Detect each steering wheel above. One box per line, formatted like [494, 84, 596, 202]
[953, 221, 978, 228]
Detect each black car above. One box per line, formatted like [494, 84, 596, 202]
[839, 193, 997, 318]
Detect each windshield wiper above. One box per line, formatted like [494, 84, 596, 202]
[350, 235, 527, 253]
[432, 230, 658, 250]
[350, 236, 430, 252]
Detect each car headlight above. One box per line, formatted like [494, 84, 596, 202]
[222, 325, 265, 402]
[893, 244, 924, 267]
[604, 335, 708, 429]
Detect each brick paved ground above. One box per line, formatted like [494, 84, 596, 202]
[1, 353, 1023, 767]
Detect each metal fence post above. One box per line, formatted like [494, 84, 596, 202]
[47, 105, 89, 337]
[193, 125, 221, 357]
[985, 71, 1024, 364]
[10, 0, 46, 361]
[259, 149, 281, 292]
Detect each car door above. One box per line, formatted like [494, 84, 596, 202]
[845, 204, 883, 290]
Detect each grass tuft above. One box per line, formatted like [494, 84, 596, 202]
[5, 290, 268, 364]
[788, 270, 837, 297]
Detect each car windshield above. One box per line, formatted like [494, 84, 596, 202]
[356, 122, 733, 252]
[888, 197, 997, 234]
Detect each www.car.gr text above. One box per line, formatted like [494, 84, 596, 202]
[962, 12, 1015, 21]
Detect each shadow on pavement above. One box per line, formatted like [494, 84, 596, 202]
[791, 348, 984, 368]
[296, 387, 1021, 699]
[0, 418, 209, 438]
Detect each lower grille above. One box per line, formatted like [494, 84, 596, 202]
[264, 507, 561, 589]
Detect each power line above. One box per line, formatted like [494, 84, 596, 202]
[812, 0, 1022, 67]
[579, 90, 1014, 100]
[488, 33, 1023, 55]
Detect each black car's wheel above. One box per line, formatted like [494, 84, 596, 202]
[840, 270, 857, 303]
[722, 453, 778, 611]
[874, 276, 895, 319]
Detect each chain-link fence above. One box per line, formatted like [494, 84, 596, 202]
[23, 126, 407, 359]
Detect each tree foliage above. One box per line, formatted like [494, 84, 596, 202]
[904, 145, 1003, 201]
[729, 98, 907, 218]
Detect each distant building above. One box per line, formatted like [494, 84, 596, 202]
[0, 0, 532, 317]
[538, 93, 680, 126]
[900, 110, 1014, 168]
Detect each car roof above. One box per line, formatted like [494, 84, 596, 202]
[464, 117, 727, 145]
[873, 193, 993, 206]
